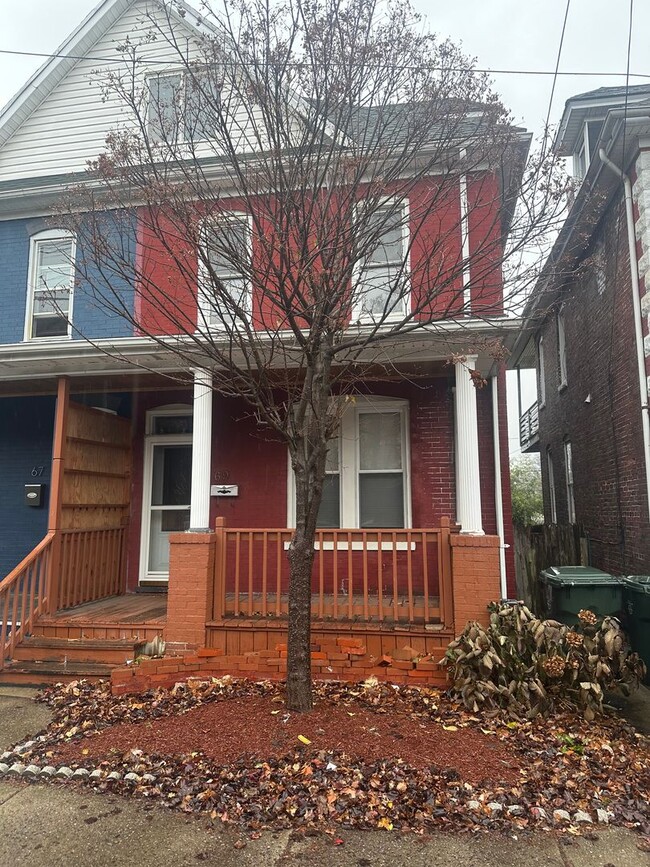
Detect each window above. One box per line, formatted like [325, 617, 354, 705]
[546, 447, 557, 523]
[288, 398, 410, 529]
[355, 201, 410, 322]
[557, 306, 568, 389]
[198, 214, 252, 330]
[25, 230, 75, 340]
[147, 69, 220, 143]
[537, 334, 546, 407]
[564, 439, 576, 523]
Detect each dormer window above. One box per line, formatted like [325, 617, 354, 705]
[573, 119, 605, 180]
[25, 229, 75, 340]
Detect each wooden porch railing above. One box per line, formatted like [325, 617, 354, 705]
[213, 517, 454, 626]
[0, 533, 54, 671]
[52, 527, 127, 611]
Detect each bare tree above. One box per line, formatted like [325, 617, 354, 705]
[60, 0, 565, 711]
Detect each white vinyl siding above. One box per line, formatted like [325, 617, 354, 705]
[0, 1, 278, 182]
[24, 230, 75, 340]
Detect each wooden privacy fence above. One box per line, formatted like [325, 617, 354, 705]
[0, 534, 53, 670]
[213, 517, 454, 626]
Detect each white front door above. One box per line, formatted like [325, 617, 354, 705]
[141, 434, 192, 584]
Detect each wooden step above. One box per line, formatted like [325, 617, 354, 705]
[31, 623, 164, 642]
[12, 637, 138, 666]
[0, 660, 114, 687]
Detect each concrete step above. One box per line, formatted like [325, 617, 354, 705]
[11, 637, 137, 666]
[0, 660, 114, 687]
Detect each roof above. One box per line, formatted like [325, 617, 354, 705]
[554, 83, 650, 156]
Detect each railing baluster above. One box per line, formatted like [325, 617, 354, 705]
[318, 532, 324, 619]
[407, 531, 414, 622]
[275, 532, 282, 617]
[392, 531, 399, 621]
[377, 532, 383, 621]
[362, 532, 369, 621]
[347, 531, 353, 620]
[422, 530, 430, 623]
[247, 532, 253, 616]
[262, 531, 268, 616]
[332, 531, 338, 620]
[233, 531, 241, 616]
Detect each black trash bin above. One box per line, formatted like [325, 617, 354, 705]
[539, 566, 623, 626]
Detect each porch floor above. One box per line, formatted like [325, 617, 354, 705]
[37, 593, 168, 627]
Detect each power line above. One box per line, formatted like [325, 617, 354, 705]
[1, 44, 650, 79]
[544, 0, 571, 136]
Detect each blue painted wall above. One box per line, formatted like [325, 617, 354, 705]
[0, 213, 135, 345]
[0, 396, 55, 577]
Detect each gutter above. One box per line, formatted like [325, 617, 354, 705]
[598, 146, 650, 521]
[491, 373, 508, 598]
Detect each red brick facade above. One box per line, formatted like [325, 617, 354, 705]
[125, 371, 515, 594]
[536, 190, 650, 574]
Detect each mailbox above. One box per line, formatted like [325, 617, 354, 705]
[210, 484, 239, 497]
[25, 484, 44, 507]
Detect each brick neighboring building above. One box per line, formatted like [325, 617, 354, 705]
[511, 85, 650, 576]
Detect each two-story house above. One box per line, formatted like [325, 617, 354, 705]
[0, 0, 528, 682]
[511, 85, 650, 576]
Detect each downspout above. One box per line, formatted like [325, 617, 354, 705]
[491, 374, 508, 599]
[598, 148, 650, 521]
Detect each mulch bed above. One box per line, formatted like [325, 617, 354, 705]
[51, 694, 517, 785]
[4, 677, 649, 841]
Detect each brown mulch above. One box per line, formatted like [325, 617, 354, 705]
[50, 694, 517, 785]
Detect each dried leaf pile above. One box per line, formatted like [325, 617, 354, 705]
[3, 676, 646, 837]
[442, 603, 646, 719]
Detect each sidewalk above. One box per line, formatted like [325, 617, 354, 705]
[0, 686, 647, 866]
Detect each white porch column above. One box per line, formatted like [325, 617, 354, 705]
[189, 367, 213, 532]
[454, 357, 484, 534]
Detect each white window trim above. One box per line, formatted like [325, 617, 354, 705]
[557, 306, 568, 391]
[197, 212, 253, 332]
[139, 405, 193, 584]
[146, 67, 221, 146]
[537, 334, 546, 408]
[286, 396, 412, 531]
[546, 447, 557, 524]
[24, 229, 76, 342]
[564, 439, 576, 523]
[352, 198, 411, 324]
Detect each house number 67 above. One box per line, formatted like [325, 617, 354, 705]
[30, 466, 45, 477]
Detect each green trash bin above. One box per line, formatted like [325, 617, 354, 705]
[539, 566, 623, 626]
[622, 576, 650, 683]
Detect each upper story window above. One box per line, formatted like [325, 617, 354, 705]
[198, 213, 252, 331]
[147, 69, 220, 144]
[537, 334, 546, 407]
[355, 201, 410, 322]
[557, 306, 568, 389]
[25, 229, 75, 340]
[573, 119, 605, 181]
[289, 398, 410, 529]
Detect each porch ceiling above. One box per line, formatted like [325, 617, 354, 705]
[0, 317, 520, 392]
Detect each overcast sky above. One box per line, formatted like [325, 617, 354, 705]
[1, 0, 647, 455]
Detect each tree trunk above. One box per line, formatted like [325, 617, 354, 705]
[286, 529, 316, 711]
